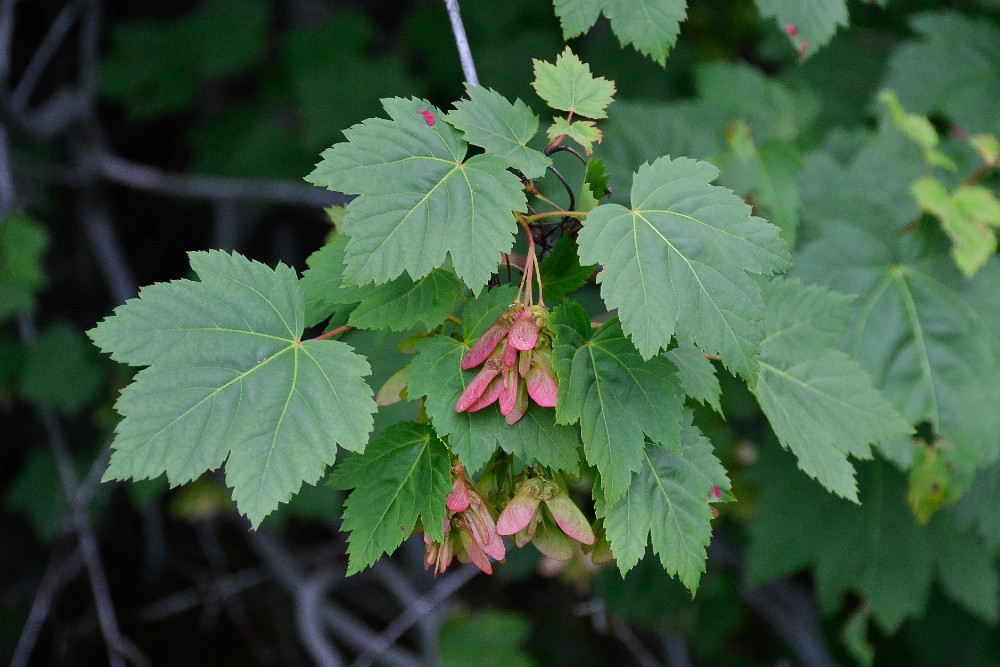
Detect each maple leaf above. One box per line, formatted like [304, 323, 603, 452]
[330, 421, 451, 574]
[795, 147, 1000, 465]
[532, 47, 616, 119]
[754, 279, 912, 502]
[88, 250, 376, 527]
[578, 155, 790, 378]
[665, 340, 721, 415]
[306, 97, 525, 292]
[754, 0, 848, 58]
[552, 0, 688, 65]
[445, 84, 551, 179]
[604, 411, 729, 593]
[550, 300, 685, 505]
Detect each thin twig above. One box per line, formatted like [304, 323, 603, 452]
[40, 406, 150, 667]
[10, 2, 80, 112]
[0, 125, 15, 217]
[0, 0, 16, 85]
[95, 151, 351, 207]
[609, 618, 662, 667]
[298, 571, 345, 667]
[78, 188, 137, 303]
[10, 540, 83, 667]
[442, 0, 478, 86]
[351, 564, 479, 667]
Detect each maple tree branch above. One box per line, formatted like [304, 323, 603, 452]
[351, 563, 479, 667]
[314, 324, 351, 341]
[10, 540, 84, 667]
[10, 1, 80, 113]
[443, 0, 479, 86]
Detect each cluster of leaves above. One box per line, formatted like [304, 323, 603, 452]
[70, 0, 1000, 662]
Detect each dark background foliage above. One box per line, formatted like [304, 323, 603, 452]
[2, 0, 999, 665]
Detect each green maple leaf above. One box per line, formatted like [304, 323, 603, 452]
[445, 85, 551, 179]
[88, 250, 376, 527]
[665, 340, 721, 415]
[795, 150, 1000, 465]
[552, 0, 687, 65]
[754, 0, 848, 58]
[604, 411, 728, 593]
[578, 156, 790, 378]
[306, 97, 525, 292]
[748, 452, 998, 631]
[300, 233, 463, 332]
[885, 12, 1000, 135]
[551, 300, 685, 505]
[532, 48, 616, 119]
[754, 279, 912, 502]
[330, 421, 451, 574]
[408, 336, 580, 475]
[0, 214, 49, 322]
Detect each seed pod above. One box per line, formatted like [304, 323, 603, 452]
[508, 309, 540, 351]
[496, 478, 544, 535]
[455, 364, 501, 412]
[462, 321, 509, 369]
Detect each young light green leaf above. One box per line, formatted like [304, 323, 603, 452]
[665, 340, 721, 415]
[532, 48, 616, 119]
[408, 335, 580, 475]
[330, 422, 451, 574]
[754, 0, 848, 58]
[445, 85, 551, 179]
[754, 279, 912, 502]
[306, 97, 525, 292]
[547, 117, 602, 154]
[551, 301, 685, 505]
[912, 177, 1000, 278]
[605, 413, 728, 593]
[88, 250, 376, 528]
[578, 156, 791, 378]
[0, 214, 49, 322]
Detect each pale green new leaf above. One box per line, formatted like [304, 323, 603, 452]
[547, 117, 602, 154]
[88, 250, 376, 527]
[754, 0, 848, 58]
[754, 279, 911, 502]
[408, 335, 580, 475]
[912, 177, 1000, 278]
[665, 340, 721, 414]
[330, 422, 451, 574]
[578, 156, 790, 379]
[551, 300, 685, 505]
[532, 48, 616, 119]
[445, 85, 551, 179]
[605, 413, 728, 593]
[306, 97, 525, 292]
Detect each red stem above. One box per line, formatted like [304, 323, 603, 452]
[313, 324, 350, 341]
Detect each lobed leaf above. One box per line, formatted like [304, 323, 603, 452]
[89, 250, 376, 527]
[330, 422, 452, 574]
[754, 0, 848, 58]
[552, 0, 687, 65]
[605, 412, 728, 593]
[306, 97, 525, 292]
[532, 47, 616, 119]
[578, 155, 790, 378]
[551, 300, 685, 504]
[445, 85, 551, 179]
